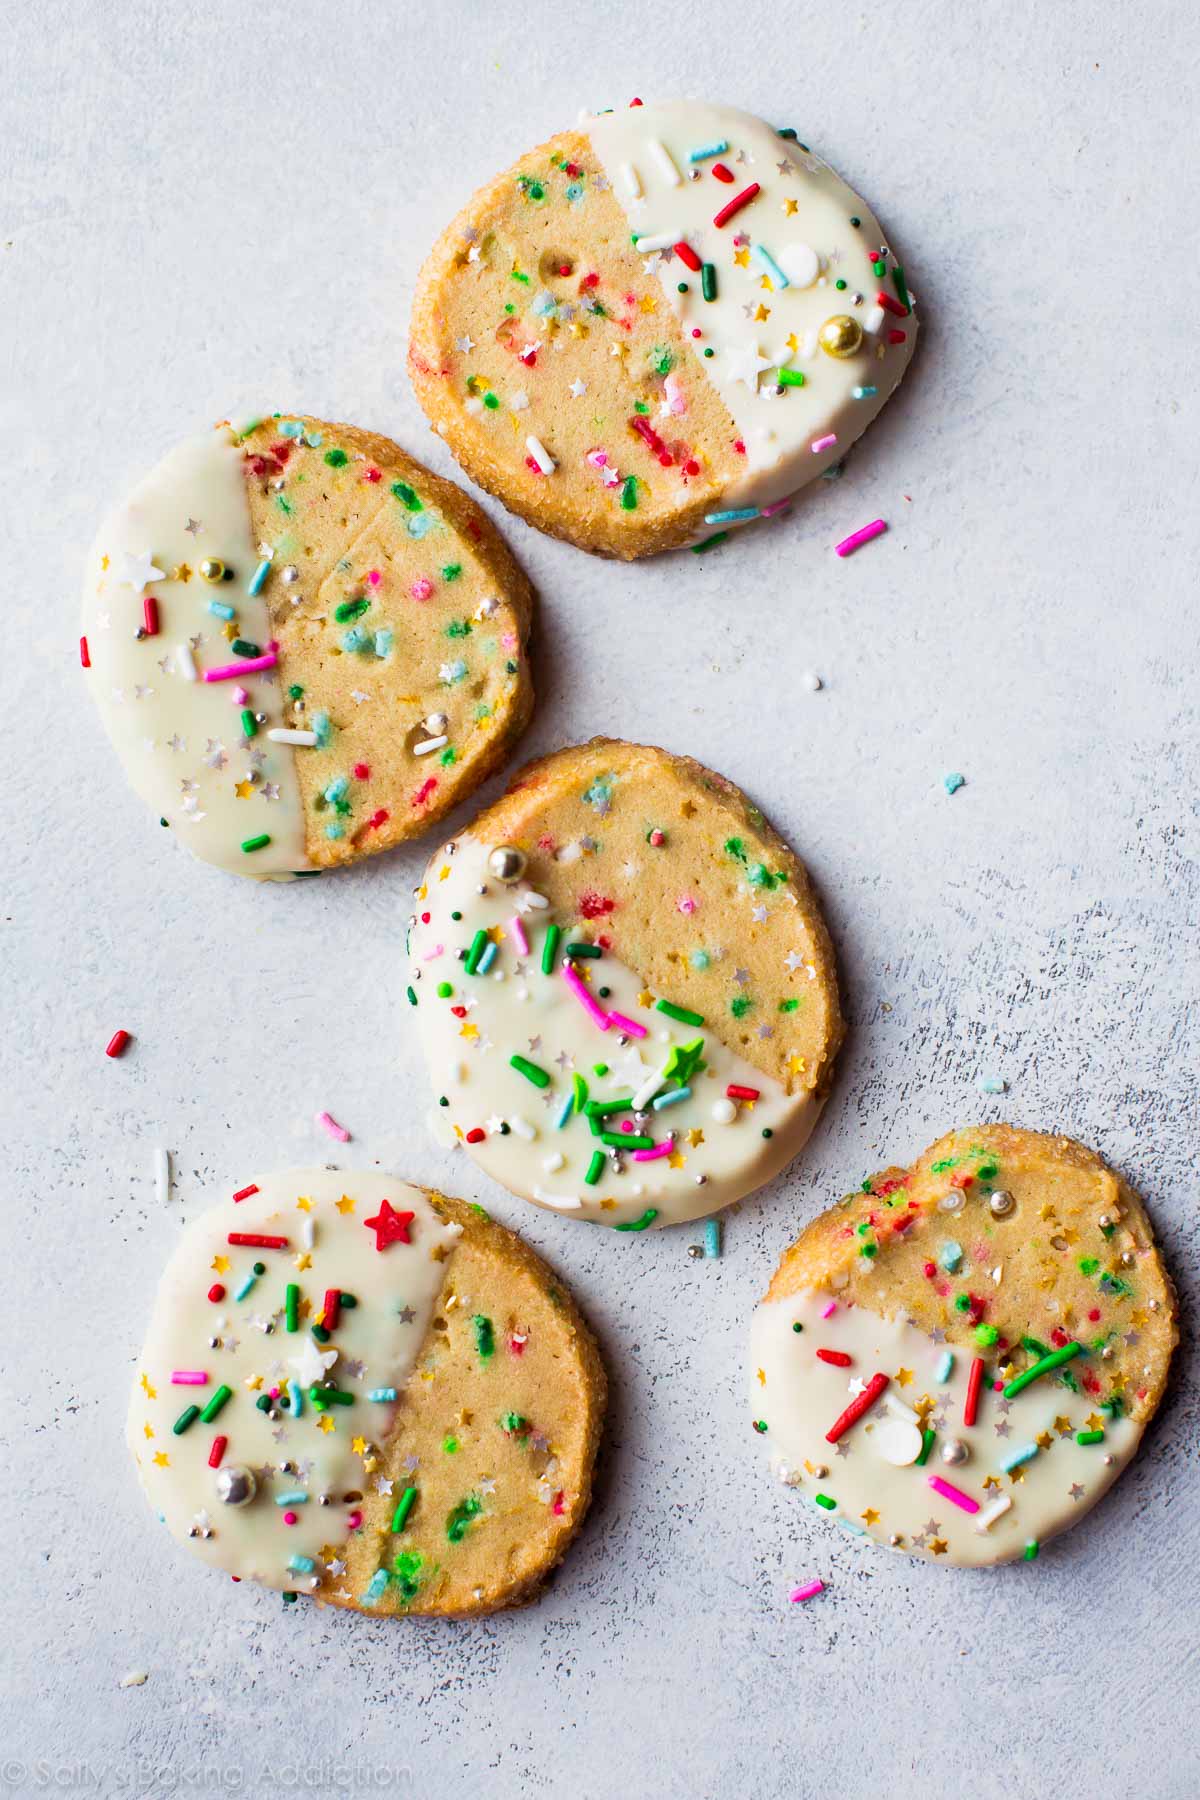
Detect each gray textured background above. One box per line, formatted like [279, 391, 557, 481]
[3, 3, 1197, 1796]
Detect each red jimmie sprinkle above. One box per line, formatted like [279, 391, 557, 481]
[713, 182, 760, 228]
[816, 1348, 852, 1367]
[232, 1184, 259, 1203]
[877, 290, 908, 318]
[105, 1030, 132, 1058]
[208, 1284, 225, 1302]
[963, 1356, 985, 1427]
[208, 1435, 227, 1468]
[412, 780, 436, 807]
[322, 1288, 342, 1332]
[142, 596, 159, 636]
[80, 635, 91, 668]
[228, 1232, 289, 1250]
[887, 328, 907, 344]
[711, 161, 735, 183]
[726, 1084, 760, 1102]
[673, 240, 702, 272]
[825, 1371, 889, 1444]
[465, 1127, 486, 1145]
[630, 414, 671, 463]
[352, 762, 370, 780]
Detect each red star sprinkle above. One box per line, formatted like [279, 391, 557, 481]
[363, 1198, 415, 1252]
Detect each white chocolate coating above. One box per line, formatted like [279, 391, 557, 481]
[409, 838, 820, 1228]
[82, 428, 311, 878]
[587, 100, 917, 522]
[751, 1288, 1141, 1566]
[127, 1171, 459, 1593]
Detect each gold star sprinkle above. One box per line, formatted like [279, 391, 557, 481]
[293, 1252, 311, 1272]
[140, 1374, 156, 1399]
[171, 563, 192, 582]
[143, 1423, 154, 1439]
[782, 198, 798, 215]
[1084, 1412, 1105, 1432]
[637, 990, 654, 1009]
[245, 1374, 263, 1392]
[687, 1129, 705, 1148]
[895, 1367, 913, 1388]
[460, 1022, 479, 1041]
[1054, 1415, 1073, 1437]
[352, 1436, 368, 1455]
[1036, 1431, 1053, 1451]
[296, 1196, 312, 1212]
[785, 333, 798, 352]
[152, 1452, 170, 1468]
[861, 1508, 880, 1525]
[317, 1414, 336, 1434]
[234, 779, 255, 800]
[733, 247, 750, 268]
[336, 1195, 355, 1214]
[667, 1150, 685, 1170]
[600, 1198, 617, 1211]
[983, 1475, 1001, 1491]
[754, 302, 771, 321]
[928, 1538, 949, 1556]
[211, 1255, 230, 1275]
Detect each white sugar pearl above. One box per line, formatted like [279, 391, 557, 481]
[711, 1097, 737, 1125]
[776, 242, 821, 288]
[873, 1418, 923, 1466]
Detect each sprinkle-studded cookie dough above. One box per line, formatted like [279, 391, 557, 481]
[751, 1126, 1178, 1566]
[82, 416, 534, 878]
[408, 739, 844, 1228]
[127, 1170, 605, 1616]
[410, 98, 918, 558]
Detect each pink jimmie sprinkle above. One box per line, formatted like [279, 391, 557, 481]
[811, 433, 838, 455]
[509, 916, 530, 956]
[411, 577, 434, 601]
[562, 963, 611, 1030]
[835, 518, 888, 559]
[347, 1510, 363, 1530]
[421, 943, 445, 961]
[232, 686, 249, 704]
[927, 1474, 979, 1514]
[204, 650, 278, 681]
[316, 1110, 350, 1143]
[761, 495, 794, 518]
[552, 1490, 566, 1516]
[790, 1580, 825, 1604]
[820, 1301, 837, 1319]
[606, 1011, 647, 1039]
[633, 1136, 674, 1163]
[171, 1371, 208, 1385]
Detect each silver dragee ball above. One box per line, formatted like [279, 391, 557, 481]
[989, 1189, 1015, 1218]
[488, 845, 527, 884]
[941, 1438, 970, 1466]
[214, 1465, 257, 1507]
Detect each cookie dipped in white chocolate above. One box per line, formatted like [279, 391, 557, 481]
[749, 1125, 1178, 1566]
[82, 427, 311, 879]
[586, 99, 917, 524]
[409, 836, 822, 1229]
[127, 1171, 459, 1593]
[409, 101, 917, 557]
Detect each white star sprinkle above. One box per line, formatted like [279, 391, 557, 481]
[117, 548, 165, 589]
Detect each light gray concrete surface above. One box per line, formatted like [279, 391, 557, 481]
[2, 3, 1197, 1796]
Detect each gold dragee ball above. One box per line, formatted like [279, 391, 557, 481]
[818, 314, 864, 359]
[488, 845, 527, 884]
[199, 557, 226, 584]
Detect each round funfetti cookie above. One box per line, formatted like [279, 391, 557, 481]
[127, 1170, 605, 1617]
[82, 416, 534, 879]
[751, 1125, 1178, 1567]
[408, 739, 844, 1230]
[410, 98, 918, 559]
